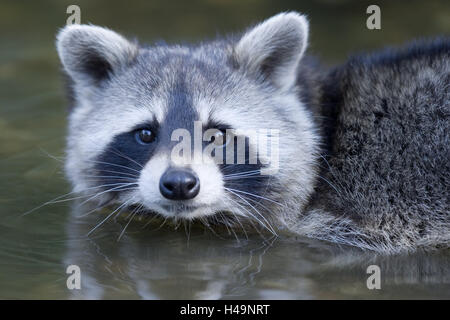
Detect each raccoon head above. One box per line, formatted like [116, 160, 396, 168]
[56, 12, 320, 233]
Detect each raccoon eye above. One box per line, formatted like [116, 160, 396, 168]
[135, 129, 155, 145]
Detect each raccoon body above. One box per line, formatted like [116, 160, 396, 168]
[296, 39, 450, 253]
[56, 12, 449, 253]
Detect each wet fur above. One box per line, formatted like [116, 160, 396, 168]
[296, 39, 450, 253]
[56, 14, 450, 253]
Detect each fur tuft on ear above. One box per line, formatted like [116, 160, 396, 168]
[56, 24, 138, 85]
[234, 12, 309, 90]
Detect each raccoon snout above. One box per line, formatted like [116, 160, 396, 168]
[159, 168, 200, 200]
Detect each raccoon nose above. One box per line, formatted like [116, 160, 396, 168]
[159, 168, 200, 200]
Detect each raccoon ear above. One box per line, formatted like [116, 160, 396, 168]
[234, 12, 309, 90]
[56, 25, 138, 85]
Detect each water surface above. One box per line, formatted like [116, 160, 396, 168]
[1, 0, 449, 299]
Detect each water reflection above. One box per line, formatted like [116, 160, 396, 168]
[63, 202, 450, 299]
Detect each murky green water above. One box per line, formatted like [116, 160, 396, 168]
[1, 0, 449, 299]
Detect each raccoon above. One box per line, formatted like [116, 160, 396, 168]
[56, 12, 449, 253]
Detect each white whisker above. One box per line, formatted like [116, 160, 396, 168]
[226, 194, 272, 237]
[224, 187, 284, 207]
[21, 182, 137, 216]
[219, 198, 249, 240]
[83, 159, 141, 174]
[108, 147, 144, 169]
[223, 170, 261, 178]
[87, 197, 135, 236]
[76, 183, 138, 208]
[226, 189, 277, 236]
[117, 207, 139, 241]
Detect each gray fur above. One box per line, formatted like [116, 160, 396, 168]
[294, 39, 450, 253]
[56, 12, 450, 253]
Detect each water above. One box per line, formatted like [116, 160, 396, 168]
[1, 0, 449, 299]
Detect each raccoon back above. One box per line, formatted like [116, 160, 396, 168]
[308, 38, 450, 252]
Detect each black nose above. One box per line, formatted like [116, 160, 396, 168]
[159, 168, 200, 200]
